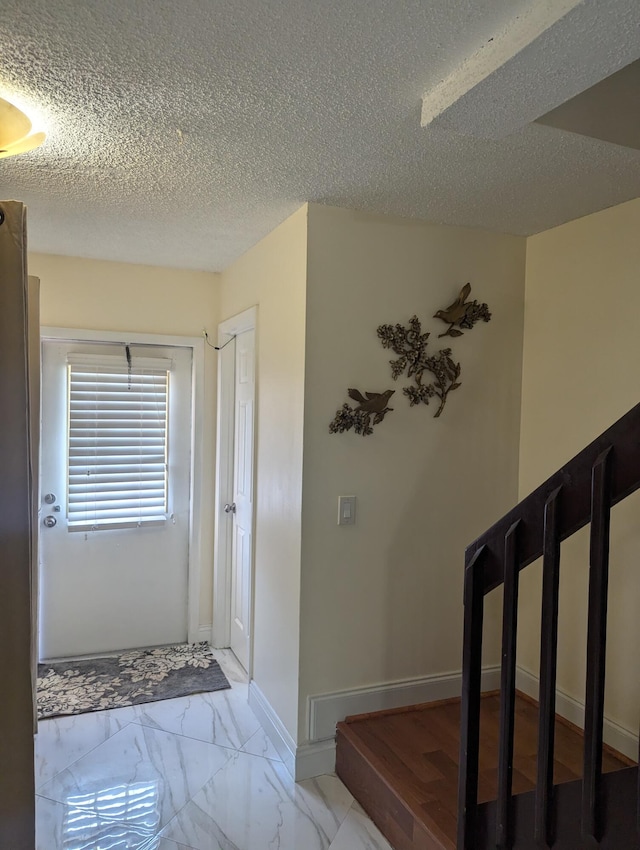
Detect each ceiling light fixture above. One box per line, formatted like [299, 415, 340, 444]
[0, 96, 46, 159]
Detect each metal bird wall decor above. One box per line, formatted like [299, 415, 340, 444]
[377, 316, 461, 418]
[329, 388, 395, 436]
[329, 282, 491, 433]
[433, 282, 491, 338]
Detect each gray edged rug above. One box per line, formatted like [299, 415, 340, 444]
[37, 642, 231, 720]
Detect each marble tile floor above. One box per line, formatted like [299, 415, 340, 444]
[36, 649, 392, 850]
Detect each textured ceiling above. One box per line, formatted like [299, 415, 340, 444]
[1, 0, 640, 271]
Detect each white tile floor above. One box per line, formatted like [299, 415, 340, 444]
[35, 649, 392, 850]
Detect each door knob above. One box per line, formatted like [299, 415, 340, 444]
[43, 515, 57, 528]
[224, 502, 236, 514]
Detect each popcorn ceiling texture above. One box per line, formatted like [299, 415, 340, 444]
[1, 0, 640, 271]
[422, 0, 640, 137]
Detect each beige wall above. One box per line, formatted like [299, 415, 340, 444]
[519, 197, 640, 736]
[219, 206, 308, 740]
[298, 206, 526, 741]
[29, 253, 220, 628]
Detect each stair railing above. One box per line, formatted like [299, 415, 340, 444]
[457, 402, 640, 849]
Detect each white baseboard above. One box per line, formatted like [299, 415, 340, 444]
[295, 740, 337, 782]
[308, 665, 502, 743]
[516, 666, 638, 762]
[195, 625, 213, 644]
[248, 665, 637, 785]
[248, 681, 297, 779]
[248, 682, 341, 781]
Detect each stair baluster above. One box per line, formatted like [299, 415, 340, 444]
[457, 545, 486, 850]
[497, 521, 521, 849]
[535, 486, 562, 848]
[582, 448, 613, 841]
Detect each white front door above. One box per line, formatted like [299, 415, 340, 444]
[39, 338, 193, 659]
[229, 329, 255, 671]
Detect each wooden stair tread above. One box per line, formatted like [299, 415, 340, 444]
[336, 692, 634, 850]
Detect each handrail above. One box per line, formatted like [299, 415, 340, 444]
[457, 401, 640, 850]
[467, 400, 640, 595]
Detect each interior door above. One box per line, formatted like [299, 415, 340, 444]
[39, 339, 193, 659]
[229, 329, 255, 671]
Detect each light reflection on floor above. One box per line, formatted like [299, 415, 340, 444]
[62, 782, 160, 849]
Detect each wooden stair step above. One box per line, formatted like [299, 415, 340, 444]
[335, 692, 634, 850]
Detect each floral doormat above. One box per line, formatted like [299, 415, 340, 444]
[37, 642, 231, 720]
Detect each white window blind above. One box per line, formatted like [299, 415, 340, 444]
[67, 353, 171, 531]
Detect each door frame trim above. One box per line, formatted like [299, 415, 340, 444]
[40, 327, 206, 646]
[212, 307, 257, 670]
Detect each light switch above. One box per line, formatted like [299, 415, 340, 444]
[338, 495, 356, 525]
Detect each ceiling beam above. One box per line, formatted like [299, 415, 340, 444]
[421, 0, 640, 139]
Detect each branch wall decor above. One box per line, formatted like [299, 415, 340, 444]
[329, 388, 395, 436]
[377, 316, 461, 418]
[329, 282, 491, 433]
[433, 282, 491, 338]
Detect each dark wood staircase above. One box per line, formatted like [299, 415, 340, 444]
[336, 403, 640, 849]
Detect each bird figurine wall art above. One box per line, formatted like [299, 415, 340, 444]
[348, 388, 395, 423]
[433, 282, 492, 338]
[329, 388, 395, 436]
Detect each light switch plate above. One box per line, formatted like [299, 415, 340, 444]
[338, 495, 356, 525]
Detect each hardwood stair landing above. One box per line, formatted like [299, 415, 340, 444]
[335, 692, 635, 850]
